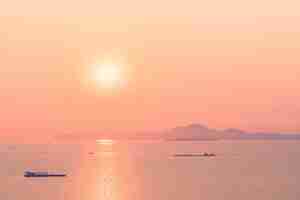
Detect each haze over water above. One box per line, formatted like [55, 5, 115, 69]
[2, 140, 300, 200]
[2, 0, 300, 198]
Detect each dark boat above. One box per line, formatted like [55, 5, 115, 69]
[174, 153, 216, 157]
[24, 171, 67, 177]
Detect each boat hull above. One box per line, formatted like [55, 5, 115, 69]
[24, 174, 66, 177]
[24, 171, 67, 177]
[173, 153, 216, 157]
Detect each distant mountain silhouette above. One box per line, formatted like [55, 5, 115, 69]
[165, 124, 219, 140]
[164, 124, 300, 140]
[55, 123, 300, 141]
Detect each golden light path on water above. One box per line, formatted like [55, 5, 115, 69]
[96, 139, 116, 145]
[68, 140, 141, 200]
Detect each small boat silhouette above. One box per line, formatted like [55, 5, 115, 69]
[24, 171, 67, 177]
[173, 153, 216, 157]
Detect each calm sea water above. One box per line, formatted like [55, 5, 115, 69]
[1, 140, 300, 200]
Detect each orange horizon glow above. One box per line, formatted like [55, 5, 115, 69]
[1, 0, 300, 136]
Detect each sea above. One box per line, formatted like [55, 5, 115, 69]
[1, 140, 300, 200]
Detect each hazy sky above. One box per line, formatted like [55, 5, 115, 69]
[1, 0, 300, 136]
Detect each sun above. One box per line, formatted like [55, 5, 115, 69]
[93, 62, 124, 88]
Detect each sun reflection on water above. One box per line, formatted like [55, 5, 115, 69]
[96, 139, 116, 145]
[66, 141, 141, 200]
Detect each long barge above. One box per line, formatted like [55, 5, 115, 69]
[24, 171, 67, 177]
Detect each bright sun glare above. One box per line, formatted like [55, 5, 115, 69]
[93, 62, 124, 88]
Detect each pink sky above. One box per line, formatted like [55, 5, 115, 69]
[1, 0, 300, 136]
